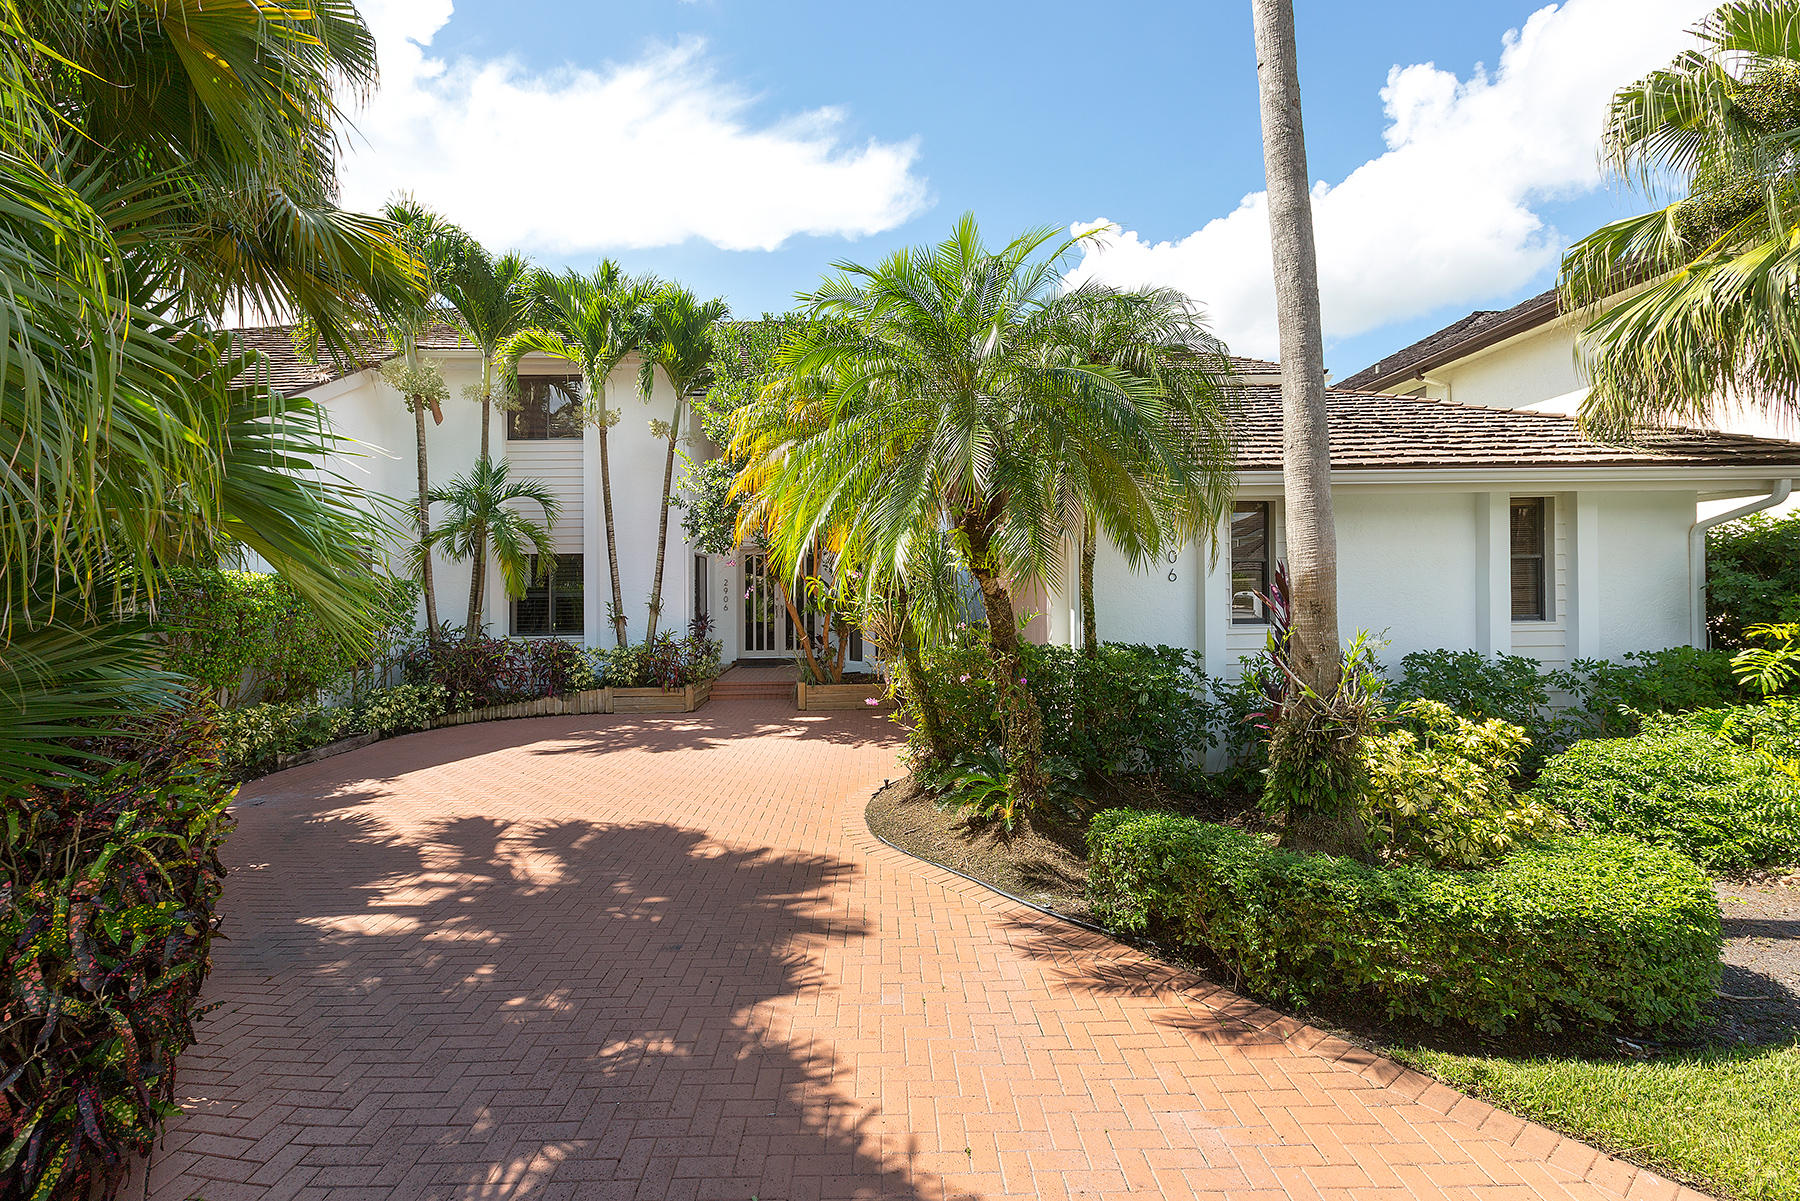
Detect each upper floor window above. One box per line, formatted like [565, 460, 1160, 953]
[1510, 497, 1549, 621]
[508, 375, 582, 440]
[1230, 501, 1271, 624]
[513, 553, 584, 635]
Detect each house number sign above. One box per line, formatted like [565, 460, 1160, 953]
[1167, 548, 1179, 583]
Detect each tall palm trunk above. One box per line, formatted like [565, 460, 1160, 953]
[963, 512, 1046, 808]
[645, 395, 681, 643]
[597, 418, 628, 647]
[466, 357, 495, 641]
[1253, 0, 1359, 856]
[413, 397, 439, 639]
[1080, 513, 1098, 657]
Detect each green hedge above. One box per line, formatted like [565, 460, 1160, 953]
[1531, 722, 1800, 874]
[216, 683, 448, 779]
[156, 569, 416, 705]
[1708, 510, 1800, 649]
[1086, 811, 1721, 1033]
[911, 635, 1216, 785]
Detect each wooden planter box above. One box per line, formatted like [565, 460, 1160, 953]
[436, 688, 607, 727]
[607, 679, 712, 714]
[796, 681, 891, 711]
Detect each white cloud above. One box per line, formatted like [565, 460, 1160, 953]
[1064, 0, 1716, 361]
[338, 1, 929, 253]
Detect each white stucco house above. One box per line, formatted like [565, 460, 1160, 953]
[236, 325, 1800, 678]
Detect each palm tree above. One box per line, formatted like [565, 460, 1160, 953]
[439, 244, 535, 633]
[1252, 0, 1364, 857]
[1, 0, 414, 790]
[1561, 0, 1800, 436]
[638, 287, 729, 642]
[425, 459, 560, 612]
[744, 215, 1236, 809]
[379, 195, 466, 640]
[501, 264, 660, 646]
[1048, 285, 1236, 653]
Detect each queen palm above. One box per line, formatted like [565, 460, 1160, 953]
[1561, 0, 1800, 436]
[425, 459, 560, 612]
[439, 244, 535, 632]
[638, 286, 729, 642]
[501, 264, 660, 646]
[751, 215, 1237, 809]
[1047, 285, 1236, 653]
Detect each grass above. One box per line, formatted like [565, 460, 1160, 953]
[1392, 1042, 1800, 1201]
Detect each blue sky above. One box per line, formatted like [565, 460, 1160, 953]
[339, 0, 1715, 377]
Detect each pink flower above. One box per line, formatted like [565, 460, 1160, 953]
[958, 673, 970, 682]
[1018, 677, 1026, 686]
[864, 697, 880, 706]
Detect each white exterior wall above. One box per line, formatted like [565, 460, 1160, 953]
[1053, 481, 1713, 679]
[303, 349, 709, 649]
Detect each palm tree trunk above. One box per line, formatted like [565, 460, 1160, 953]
[413, 398, 439, 639]
[894, 604, 949, 763]
[1080, 514, 1098, 657]
[963, 515, 1046, 807]
[645, 398, 681, 643]
[776, 578, 830, 683]
[468, 357, 494, 641]
[597, 420, 628, 647]
[1253, 0, 1360, 857]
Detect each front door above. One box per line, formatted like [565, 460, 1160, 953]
[739, 550, 868, 666]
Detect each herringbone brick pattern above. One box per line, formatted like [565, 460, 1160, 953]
[143, 700, 1704, 1201]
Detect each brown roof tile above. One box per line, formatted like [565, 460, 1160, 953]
[1232, 383, 1800, 471]
[1339, 289, 1559, 391]
[228, 323, 474, 393]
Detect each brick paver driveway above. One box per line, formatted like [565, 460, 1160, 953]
[147, 699, 1696, 1201]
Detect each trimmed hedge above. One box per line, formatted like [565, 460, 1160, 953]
[1531, 723, 1800, 874]
[215, 683, 448, 779]
[1086, 810, 1721, 1033]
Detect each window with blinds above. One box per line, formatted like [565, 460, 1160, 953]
[1231, 501, 1271, 624]
[1510, 498, 1548, 621]
[513, 554, 584, 635]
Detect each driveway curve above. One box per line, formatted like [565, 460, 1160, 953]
[147, 698, 1699, 1201]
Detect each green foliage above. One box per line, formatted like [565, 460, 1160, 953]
[594, 615, 722, 689]
[2, 711, 234, 1199]
[1260, 633, 1386, 837]
[1733, 622, 1800, 697]
[1561, 647, 1747, 735]
[156, 570, 418, 706]
[1392, 649, 1567, 753]
[907, 632, 1217, 790]
[1532, 722, 1800, 873]
[1362, 701, 1569, 869]
[215, 684, 450, 779]
[1709, 511, 1800, 649]
[931, 747, 1083, 833]
[1086, 811, 1721, 1033]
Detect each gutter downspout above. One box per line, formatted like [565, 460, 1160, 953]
[1690, 479, 1792, 648]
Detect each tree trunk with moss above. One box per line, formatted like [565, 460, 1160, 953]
[597, 418, 628, 647]
[1080, 514, 1098, 657]
[645, 396, 681, 644]
[413, 397, 439, 639]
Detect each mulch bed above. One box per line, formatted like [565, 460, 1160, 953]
[867, 777, 1800, 1054]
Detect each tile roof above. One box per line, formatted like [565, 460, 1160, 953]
[1338, 289, 1560, 392]
[227, 323, 474, 394]
[226, 322, 1800, 473]
[1230, 383, 1800, 471]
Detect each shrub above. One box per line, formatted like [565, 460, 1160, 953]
[906, 632, 1215, 787]
[2, 711, 233, 1199]
[1559, 648, 1745, 736]
[597, 615, 722, 689]
[1391, 649, 1571, 754]
[401, 634, 587, 709]
[215, 684, 449, 779]
[1531, 725, 1800, 873]
[156, 569, 416, 705]
[1086, 811, 1721, 1033]
[1708, 509, 1800, 649]
[1361, 701, 1568, 869]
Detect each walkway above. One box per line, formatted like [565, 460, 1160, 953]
[146, 699, 1699, 1201]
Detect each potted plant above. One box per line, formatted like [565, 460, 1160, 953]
[792, 566, 890, 711]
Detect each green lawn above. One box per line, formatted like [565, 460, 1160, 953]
[1392, 1042, 1800, 1201]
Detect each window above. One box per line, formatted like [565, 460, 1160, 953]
[507, 375, 582, 440]
[1230, 502, 1271, 624]
[513, 554, 584, 635]
[692, 554, 708, 628]
[1510, 498, 1548, 621]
